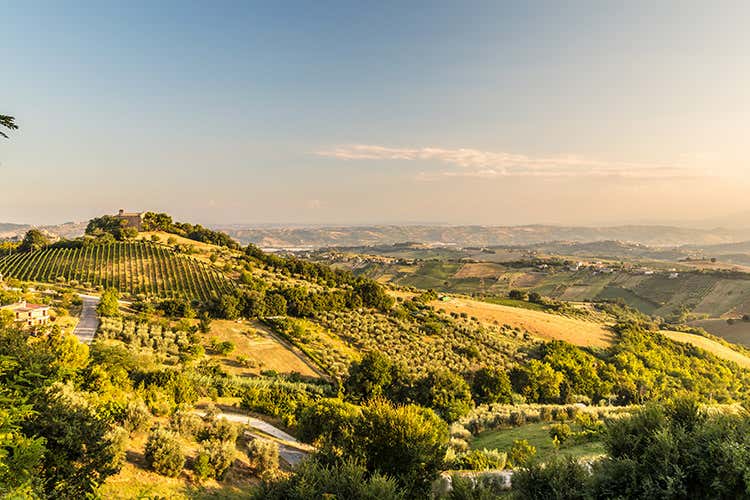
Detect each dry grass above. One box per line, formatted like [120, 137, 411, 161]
[430, 296, 614, 347]
[136, 231, 234, 267]
[690, 318, 750, 347]
[100, 427, 260, 499]
[661, 330, 750, 368]
[205, 319, 320, 377]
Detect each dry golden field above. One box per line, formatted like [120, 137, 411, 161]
[205, 319, 321, 377]
[430, 296, 614, 348]
[660, 330, 750, 368]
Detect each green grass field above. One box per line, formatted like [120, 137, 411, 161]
[479, 296, 547, 312]
[471, 422, 605, 462]
[596, 285, 659, 314]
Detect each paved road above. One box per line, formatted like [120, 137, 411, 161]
[73, 295, 100, 344]
[195, 408, 312, 466]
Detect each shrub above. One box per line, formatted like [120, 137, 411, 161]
[444, 473, 508, 499]
[247, 438, 279, 473]
[539, 406, 553, 422]
[199, 418, 239, 444]
[449, 437, 470, 453]
[551, 407, 567, 421]
[144, 427, 185, 477]
[454, 449, 507, 471]
[169, 410, 204, 438]
[549, 423, 572, 444]
[123, 399, 151, 433]
[507, 439, 536, 468]
[574, 412, 601, 432]
[211, 339, 236, 355]
[252, 458, 405, 499]
[565, 406, 578, 420]
[512, 455, 590, 499]
[508, 411, 526, 427]
[194, 439, 235, 480]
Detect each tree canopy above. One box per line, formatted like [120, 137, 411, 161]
[0, 115, 17, 139]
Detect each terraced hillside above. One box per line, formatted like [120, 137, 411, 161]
[0, 241, 233, 301]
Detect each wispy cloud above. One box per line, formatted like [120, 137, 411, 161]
[315, 144, 698, 180]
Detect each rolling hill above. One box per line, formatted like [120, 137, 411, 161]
[217, 224, 750, 248]
[0, 240, 234, 301]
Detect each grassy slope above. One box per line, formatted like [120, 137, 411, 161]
[100, 426, 257, 499]
[204, 319, 321, 377]
[430, 296, 614, 348]
[660, 330, 750, 368]
[471, 422, 605, 463]
[690, 318, 750, 347]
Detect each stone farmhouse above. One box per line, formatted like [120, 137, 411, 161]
[1, 300, 51, 327]
[115, 209, 145, 231]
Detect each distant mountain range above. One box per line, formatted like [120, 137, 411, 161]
[215, 224, 750, 249]
[0, 221, 87, 240]
[5, 220, 750, 249]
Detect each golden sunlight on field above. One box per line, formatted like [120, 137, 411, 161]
[431, 296, 614, 348]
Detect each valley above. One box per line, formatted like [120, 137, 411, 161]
[5, 213, 750, 498]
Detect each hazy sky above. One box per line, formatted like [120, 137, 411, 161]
[3, 1, 750, 226]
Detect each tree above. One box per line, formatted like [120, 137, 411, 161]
[144, 427, 185, 477]
[345, 351, 393, 402]
[298, 397, 361, 446]
[86, 215, 137, 240]
[18, 229, 50, 253]
[25, 383, 125, 497]
[510, 360, 564, 403]
[528, 291, 543, 304]
[419, 369, 473, 422]
[264, 292, 287, 316]
[215, 294, 241, 320]
[0, 115, 18, 139]
[194, 439, 235, 480]
[354, 399, 449, 496]
[97, 289, 120, 317]
[471, 366, 512, 405]
[246, 438, 279, 473]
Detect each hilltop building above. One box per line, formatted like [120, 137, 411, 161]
[1, 300, 51, 327]
[115, 209, 145, 231]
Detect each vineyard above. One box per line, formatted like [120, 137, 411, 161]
[0, 241, 234, 302]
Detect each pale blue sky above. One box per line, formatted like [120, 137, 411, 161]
[2, 1, 749, 226]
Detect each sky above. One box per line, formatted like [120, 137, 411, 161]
[2, 1, 750, 227]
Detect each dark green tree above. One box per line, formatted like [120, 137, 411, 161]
[0, 115, 18, 139]
[471, 366, 513, 405]
[19, 229, 50, 253]
[419, 369, 473, 422]
[345, 351, 393, 402]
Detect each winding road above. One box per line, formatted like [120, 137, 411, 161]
[73, 294, 99, 344]
[194, 408, 312, 466]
